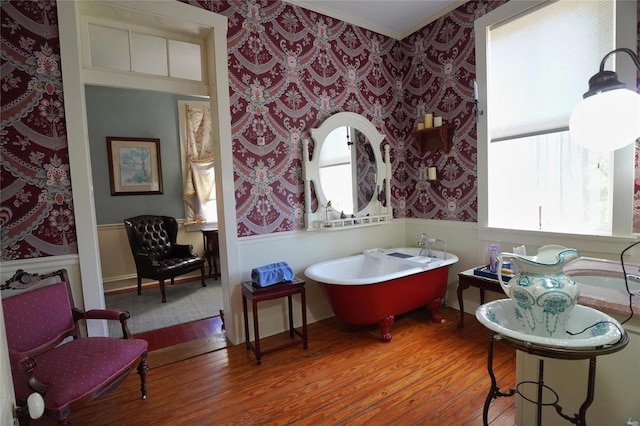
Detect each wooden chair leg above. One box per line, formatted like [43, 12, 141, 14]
[137, 354, 148, 400]
[201, 265, 206, 287]
[159, 280, 167, 303]
[137, 277, 142, 295]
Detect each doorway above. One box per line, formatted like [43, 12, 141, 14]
[57, 1, 239, 343]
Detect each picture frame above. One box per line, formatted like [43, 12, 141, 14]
[106, 137, 163, 196]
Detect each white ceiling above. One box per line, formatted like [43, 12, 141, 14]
[286, 0, 464, 39]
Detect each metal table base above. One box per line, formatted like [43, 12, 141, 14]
[483, 331, 628, 426]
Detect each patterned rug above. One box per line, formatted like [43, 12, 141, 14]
[105, 278, 223, 336]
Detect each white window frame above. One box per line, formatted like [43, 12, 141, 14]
[474, 0, 637, 252]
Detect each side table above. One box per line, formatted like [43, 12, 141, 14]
[242, 278, 308, 365]
[201, 228, 220, 279]
[457, 268, 503, 328]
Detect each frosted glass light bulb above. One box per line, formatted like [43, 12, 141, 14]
[569, 89, 640, 151]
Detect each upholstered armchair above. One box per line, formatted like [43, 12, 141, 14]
[124, 215, 206, 303]
[2, 269, 148, 426]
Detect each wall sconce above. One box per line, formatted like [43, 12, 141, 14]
[473, 80, 484, 122]
[569, 48, 640, 151]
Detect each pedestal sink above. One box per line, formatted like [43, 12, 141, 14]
[476, 299, 623, 349]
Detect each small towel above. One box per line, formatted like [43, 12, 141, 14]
[251, 261, 294, 287]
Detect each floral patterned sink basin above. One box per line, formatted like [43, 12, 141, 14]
[476, 299, 623, 349]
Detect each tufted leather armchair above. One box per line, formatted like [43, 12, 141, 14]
[124, 215, 206, 303]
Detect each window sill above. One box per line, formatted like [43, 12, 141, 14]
[476, 226, 637, 256]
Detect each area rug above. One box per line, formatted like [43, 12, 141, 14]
[105, 278, 223, 336]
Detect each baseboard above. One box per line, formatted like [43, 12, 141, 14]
[103, 273, 209, 294]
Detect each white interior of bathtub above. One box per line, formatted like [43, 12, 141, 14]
[573, 275, 640, 294]
[364, 247, 456, 268]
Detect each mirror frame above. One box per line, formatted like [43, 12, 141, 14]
[302, 112, 391, 230]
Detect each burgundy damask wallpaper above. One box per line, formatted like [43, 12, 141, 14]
[1, 0, 639, 260]
[398, 3, 492, 221]
[1, 1, 75, 260]
[187, 0, 508, 235]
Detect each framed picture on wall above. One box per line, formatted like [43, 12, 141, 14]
[106, 137, 163, 196]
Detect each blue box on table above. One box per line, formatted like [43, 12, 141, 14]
[473, 265, 512, 282]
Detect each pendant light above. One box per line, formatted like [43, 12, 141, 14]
[569, 48, 640, 151]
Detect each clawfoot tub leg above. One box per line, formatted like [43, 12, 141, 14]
[427, 298, 443, 323]
[378, 315, 394, 342]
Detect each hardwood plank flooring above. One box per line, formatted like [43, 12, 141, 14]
[136, 316, 225, 352]
[40, 307, 516, 425]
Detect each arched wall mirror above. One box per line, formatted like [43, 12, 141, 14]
[302, 112, 392, 230]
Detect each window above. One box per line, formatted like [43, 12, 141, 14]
[88, 24, 204, 81]
[475, 0, 636, 237]
[178, 100, 218, 225]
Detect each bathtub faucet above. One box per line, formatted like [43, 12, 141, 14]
[417, 233, 432, 257]
[418, 234, 448, 259]
[432, 239, 447, 260]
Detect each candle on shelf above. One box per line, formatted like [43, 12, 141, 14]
[434, 116, 443, 127]
[428, 167, 437, 180]
[424, 113, 433, 128]
[417, 122, 425, 130]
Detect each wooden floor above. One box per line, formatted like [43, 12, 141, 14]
[135, 316, 225, 352]
[45, 307, 516, 425]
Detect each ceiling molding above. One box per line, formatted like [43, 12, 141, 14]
[398, 0, 468, 39]
[283, 0, 465, 40]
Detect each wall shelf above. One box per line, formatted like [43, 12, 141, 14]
[412, 125, 454, 155]
[316, 214, 391, 230]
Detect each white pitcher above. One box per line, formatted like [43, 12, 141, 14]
[497, 245, 580, 338]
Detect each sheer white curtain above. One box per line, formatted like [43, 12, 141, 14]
[180, 101, 217, 224]
[490, 132, 610, 234]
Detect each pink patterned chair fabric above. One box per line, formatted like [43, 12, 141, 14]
[2, 269, 148, 425]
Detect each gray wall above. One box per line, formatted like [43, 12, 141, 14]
[85, 85, 204, 225]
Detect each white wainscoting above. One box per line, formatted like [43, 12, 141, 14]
[1, 256, 82, 306]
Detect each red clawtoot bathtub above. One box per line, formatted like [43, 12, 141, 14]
[304, 248, 458, 342]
